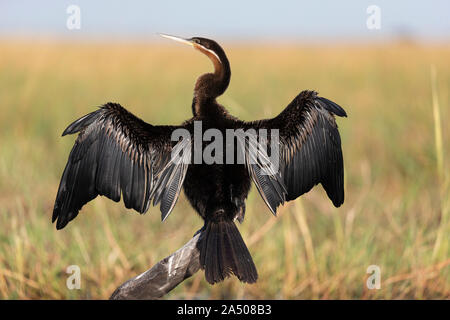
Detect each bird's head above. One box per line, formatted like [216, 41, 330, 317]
[159, 34, 230, 99]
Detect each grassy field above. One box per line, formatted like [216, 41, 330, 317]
[0, 40, 449, 299]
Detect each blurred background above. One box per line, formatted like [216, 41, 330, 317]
[0, 0, 449, 299]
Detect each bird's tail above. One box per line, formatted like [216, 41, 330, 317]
[198, 216, 258, 284]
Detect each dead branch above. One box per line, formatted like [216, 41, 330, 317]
[110, 230, 202, 300]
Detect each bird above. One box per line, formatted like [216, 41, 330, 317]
[53, 34, 347, 285]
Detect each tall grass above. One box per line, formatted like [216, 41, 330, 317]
[431, 65, 449, 262]
[0, 41, 448, 299]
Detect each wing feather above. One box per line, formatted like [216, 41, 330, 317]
[53, 102, 191, 229]
[242, 90, 346, 214]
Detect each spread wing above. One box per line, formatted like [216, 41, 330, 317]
[241, 90, 347, 214]
[52, 102, 191, 229]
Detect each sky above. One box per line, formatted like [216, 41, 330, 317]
[1, 0, 449, 42]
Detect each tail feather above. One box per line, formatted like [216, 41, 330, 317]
[198, 218, 258, 284]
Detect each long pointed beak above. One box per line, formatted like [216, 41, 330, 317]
[159, 33, 193, 46]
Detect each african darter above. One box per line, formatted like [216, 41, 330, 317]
[53, 34, 347, 284]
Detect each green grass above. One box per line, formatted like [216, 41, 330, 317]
[0, 41, 449, 299]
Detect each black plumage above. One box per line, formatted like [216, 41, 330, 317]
[53, 35, 347, 285]
[53, 103, 186, 229]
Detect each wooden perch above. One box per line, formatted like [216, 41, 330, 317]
[110, 230, 203, 300]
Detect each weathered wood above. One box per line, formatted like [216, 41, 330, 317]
[110, 230, 202, 300]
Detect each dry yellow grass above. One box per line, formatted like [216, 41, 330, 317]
[0, 40, 449, 299]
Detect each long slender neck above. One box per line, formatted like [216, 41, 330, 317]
[193, 46, 231, 116]
[209, 52, 230, 96]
